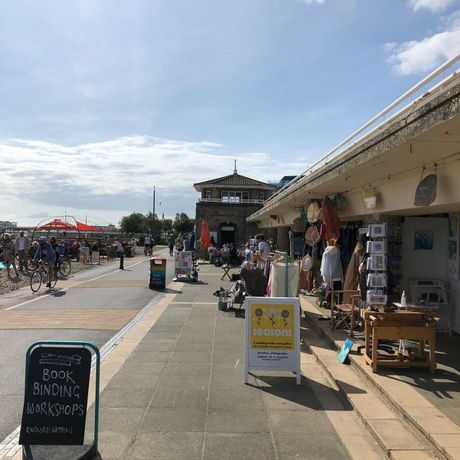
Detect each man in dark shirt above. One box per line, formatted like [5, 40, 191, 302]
[36, 237, 56, 287]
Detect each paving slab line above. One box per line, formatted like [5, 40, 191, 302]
[300, 296, 445, 460]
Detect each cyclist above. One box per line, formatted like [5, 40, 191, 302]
[35, 237, 56, 287]
[49, 236, 63, 276]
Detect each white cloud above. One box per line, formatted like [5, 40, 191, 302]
[0, 136, 308, 226]
[385, 15, 460, 75]
[408, 0, 458, 12]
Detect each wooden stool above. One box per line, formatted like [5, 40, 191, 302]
[221, 265, 232, 281]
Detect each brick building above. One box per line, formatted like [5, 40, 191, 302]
[194, 168, 277, 248]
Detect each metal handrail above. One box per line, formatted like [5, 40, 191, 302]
[262, 53, 460, 208]
[198, 198, 265, 204]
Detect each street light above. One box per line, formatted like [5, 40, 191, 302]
[152, 186, 156, 237]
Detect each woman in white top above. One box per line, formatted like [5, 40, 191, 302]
[255, 234, 270, 270]
[320, 234, 343, 289]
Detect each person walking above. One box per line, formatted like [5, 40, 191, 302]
[254, 233, 271, 270]
[144, 235, 152, 256]
[115, 240, 125, 270]
[3, 234, 19, 277]
[14, 231, 30, 272]
[168, 234, 175, 256]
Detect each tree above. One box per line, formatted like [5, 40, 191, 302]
[119, 212, 148, 234]
[173, 213, 195, 234]
[159, 218, 173, 234]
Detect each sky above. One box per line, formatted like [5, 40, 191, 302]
[1, 0, 459, 227]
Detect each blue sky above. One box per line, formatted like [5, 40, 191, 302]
[1, 0, 459, 226]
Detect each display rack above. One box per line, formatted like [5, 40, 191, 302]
[173, 251, 198, 282]
[365, 223, 388, 306]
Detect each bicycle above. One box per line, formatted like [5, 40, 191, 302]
[30, 260, 57, 292]
[56, 254, 72, 278]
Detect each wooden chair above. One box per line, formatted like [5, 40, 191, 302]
[330, 289, 361, 337]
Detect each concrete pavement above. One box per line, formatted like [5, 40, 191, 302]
[3, 253, 459, 458]
[0, 253, 171, 458]
[56, 259, 382, 459]
[301, 295, 459, 459]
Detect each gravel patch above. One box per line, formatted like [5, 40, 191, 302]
[0, 256, 138, 296]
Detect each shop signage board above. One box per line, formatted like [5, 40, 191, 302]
[244, 297, 301, 385]
[337, 339, 353, 364]
[19, 345, 92, 446]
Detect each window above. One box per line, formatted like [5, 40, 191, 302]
[222, 191, 242, 203]
[205, 190, 212, 199]
[259, 192, 265, 201]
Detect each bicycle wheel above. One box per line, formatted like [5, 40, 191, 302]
[59, 259, 71, 277]
[45, 269, 57, 289]
[49, 273, 58, 288]
[30, 270, 42, 292]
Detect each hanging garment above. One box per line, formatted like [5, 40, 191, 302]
[300, 207, 307, 225]
[358, 254, 369, 301]
[307, 201, 321, 223]
[340, 226, 358, 268]
[320, 245, 343, 286]
[292, 233, 304, 257]
[292, 217, 304, 233]
[269, 262, 300, 297]
[343, 252, 360, 303]
[305, 225, 321, 247]
[321, 197, 340, 243]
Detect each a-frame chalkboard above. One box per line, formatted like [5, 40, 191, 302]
[19, 345, 92, 445]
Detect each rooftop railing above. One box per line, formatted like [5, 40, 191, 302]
[262, 53, 460, 208]
[198, 198, 265, 204]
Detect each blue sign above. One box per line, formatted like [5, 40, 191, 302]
[337, 339, 353, 364]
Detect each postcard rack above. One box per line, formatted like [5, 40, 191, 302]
[366, 223, 388, 306]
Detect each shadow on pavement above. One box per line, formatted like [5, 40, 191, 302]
[250, 374, 355, 411]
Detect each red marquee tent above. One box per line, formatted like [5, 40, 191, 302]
[36, 219, 77, 231]
[76, 221, 102, 232]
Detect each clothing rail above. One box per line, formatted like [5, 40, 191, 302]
[274, 250, 289, 297]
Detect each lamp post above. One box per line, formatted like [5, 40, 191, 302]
[152, 186, 156, 238]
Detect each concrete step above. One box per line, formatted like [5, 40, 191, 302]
[300, 298, 445, 459]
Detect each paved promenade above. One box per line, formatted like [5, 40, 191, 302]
[81, 260, 381, 460]
[10, 253, 449, 459]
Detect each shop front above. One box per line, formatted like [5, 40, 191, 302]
[247, 61, 460, 334]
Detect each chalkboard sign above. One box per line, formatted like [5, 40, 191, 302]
[19, 346, 92, 446]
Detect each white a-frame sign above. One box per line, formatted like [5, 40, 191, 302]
[244, 297, 301, 385]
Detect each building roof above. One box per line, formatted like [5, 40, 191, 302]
[194, 172, 278, 192]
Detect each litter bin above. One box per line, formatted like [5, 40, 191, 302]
[149, 257, 166, 290]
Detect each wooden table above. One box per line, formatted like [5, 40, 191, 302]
[362, 310, 436, 373]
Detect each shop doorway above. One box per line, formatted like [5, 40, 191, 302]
[220, 222, 236, 245]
